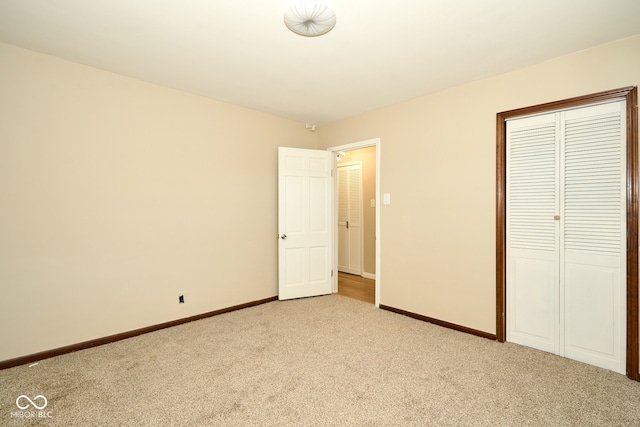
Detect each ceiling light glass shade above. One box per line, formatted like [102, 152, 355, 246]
[284, 1, 336, 37]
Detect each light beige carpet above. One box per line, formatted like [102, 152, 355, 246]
[2, 294, 640, 426]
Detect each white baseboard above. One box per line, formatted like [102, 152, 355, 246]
[362, 272, 376, 280]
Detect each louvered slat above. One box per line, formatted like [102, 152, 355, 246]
[349, 167, 361, 223]
[563, 109, 623, 255]
[338, 168, 348, 223]
[508, 120, 556, 251]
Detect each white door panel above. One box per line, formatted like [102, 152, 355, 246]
[506, 110, 559, 353]
[278, 147, 333, 300]
[338, 226, 348, 270]
[508, 250, 557, 353]
[348, 227, 362, 273]
[561, 101, 626, 373]
[564, 262, 623, 372]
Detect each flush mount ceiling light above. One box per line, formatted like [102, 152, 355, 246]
[284, 0, 336, 37]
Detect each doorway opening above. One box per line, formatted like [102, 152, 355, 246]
[327, 138, 381, 306]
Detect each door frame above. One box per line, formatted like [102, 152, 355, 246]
[327, 138, 381, 307]
[496, 86, 639, 380]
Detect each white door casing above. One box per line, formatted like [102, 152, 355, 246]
[506, 100, 626, 374]
[337, 161, 363, 275]
[278, 147, 334, 300]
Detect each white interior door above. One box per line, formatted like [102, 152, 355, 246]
[278, 147, 334, 300]
[506, 100, 626, 374]
[337, 162, 362, 275]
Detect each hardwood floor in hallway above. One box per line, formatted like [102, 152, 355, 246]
[337, 272, 375, 304]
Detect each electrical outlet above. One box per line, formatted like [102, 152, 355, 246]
[179, 295, 185, 304]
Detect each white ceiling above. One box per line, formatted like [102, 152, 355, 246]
[1, 0, 639, 125]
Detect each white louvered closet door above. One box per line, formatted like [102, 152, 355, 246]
[507, 100, 626, 374]
[561, 101, 626, 373]
[337, 162, 363, 275]
[507, 112, 560, 355]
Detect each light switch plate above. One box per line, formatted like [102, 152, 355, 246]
[370, 199, 376, 208]
[383, 193, 391, 205]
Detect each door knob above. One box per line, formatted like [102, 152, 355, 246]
[280, 234, 287, 240]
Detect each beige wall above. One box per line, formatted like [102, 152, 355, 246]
[339, 147, 376, 276]
[317, 35, 640, 335]
[0, 43, 316, 362]
[2, 33, 639, 364]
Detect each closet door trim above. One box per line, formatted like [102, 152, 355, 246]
[496, 86, 639, 381]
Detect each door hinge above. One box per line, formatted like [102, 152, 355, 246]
[331, 269, 334, 277]
[346, 220, 349, 229]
